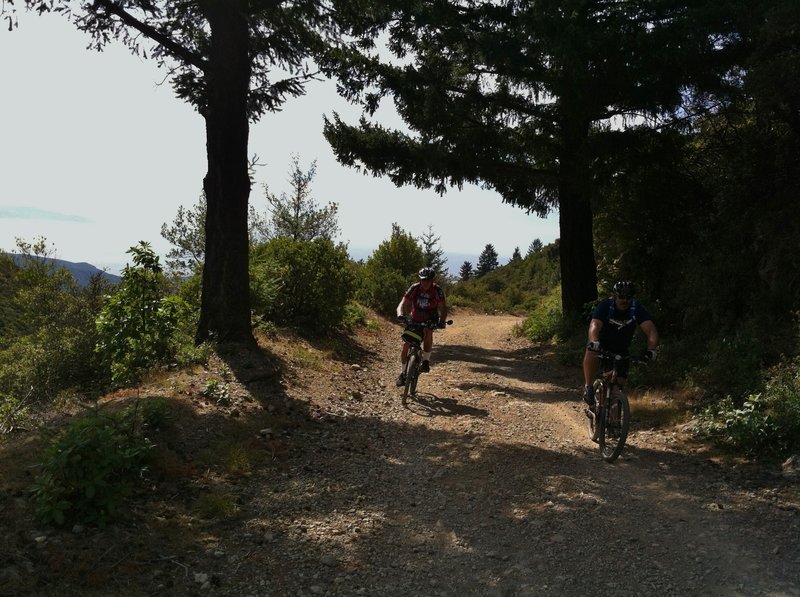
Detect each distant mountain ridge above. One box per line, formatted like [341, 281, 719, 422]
[6, 254, 122, 287]
[5, 249, 509, 287]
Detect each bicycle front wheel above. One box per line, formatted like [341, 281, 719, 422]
[599, 391, 630, 463]
[587, 380, 604, 442]
[403, 354, 418, 399]
[409, 355, 420, 396]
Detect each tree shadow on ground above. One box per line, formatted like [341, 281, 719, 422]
[304, 330, 378, 365]
[214, 409, 800, 597]
[450, 379, 577, 405]
[435, 341, 579, 406]
[402, 391, 490, 418]
[437, 343, 575, 387]
[8, 334, 798, 597]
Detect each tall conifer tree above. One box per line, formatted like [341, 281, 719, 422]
[8, 0, 349, 344]
[324, 0, 744, 318]
[476, 244, 499, 277]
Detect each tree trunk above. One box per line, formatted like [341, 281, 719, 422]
[557, 117, 598, 321]
[196, 0, 254, 344]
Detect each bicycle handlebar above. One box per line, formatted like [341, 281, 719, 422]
[398, 316, 453, 328]
[590, 348, 648, 366]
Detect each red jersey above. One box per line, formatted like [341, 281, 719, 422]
[404, 282, 445, 322]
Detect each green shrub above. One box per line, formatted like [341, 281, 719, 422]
[96, 243, 187, 384]
[342, 302, 368, 328]
[249, 252, 284, 320]
[252, 237, 355, 333]
[685, 329, 764, 403]
[171, 338, 214, 368]
[522, 286, 564, 342]
[30, 407, 154, 527]
[447, 282, 486, 312]
[123, 396, 172, 432]
[0, 239, 109, 403]
[694, 356, 800, 459]
[357, 224, 424, 316]
[449, 241, 560, 314]
[358, 267, 410, 316]
[0, 324, 108, 403]
[174, 268, 202, 313]
[203, 378, 231, 405]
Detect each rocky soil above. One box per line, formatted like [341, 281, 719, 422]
[1, 311, 799, 596]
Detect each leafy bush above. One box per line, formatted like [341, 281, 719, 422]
[96, 243, 187, 384]
[122, 396, 172, 432]
[252, 237, 355, 333]
[359, 267, 410, 316]
[0, 238, 109, 403]
[357, 224, 424, 316]
[522, 286, 564, 342]
[0, 324, 108, 403]
[249, 250, 284, 319]
[685, 328, 764, 403]
[342, 302, 368, 328]
[203, 378, 231, 405]
[30, 405, 155, 527]
[694, 356, 800, 459]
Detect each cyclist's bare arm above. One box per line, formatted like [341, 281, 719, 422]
[640, 319, 658, 350]
[587, 318, 603, 345]
[397, 296, 411, 319]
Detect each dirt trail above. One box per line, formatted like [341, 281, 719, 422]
[1, 312, 799, 596]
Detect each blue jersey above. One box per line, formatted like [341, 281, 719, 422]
[591, 297, 652, 352]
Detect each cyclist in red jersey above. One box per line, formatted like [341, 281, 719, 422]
[395, 267, 448, 386]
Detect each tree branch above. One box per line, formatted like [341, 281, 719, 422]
[94, 0, 207, 71]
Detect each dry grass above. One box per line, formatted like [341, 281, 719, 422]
[629, 386, 696, 429]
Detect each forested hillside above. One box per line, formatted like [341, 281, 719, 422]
[4, 253, 121, 287]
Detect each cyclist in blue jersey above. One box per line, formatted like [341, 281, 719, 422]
[395, 267, 448, 386]
[582, 280, 659, 408]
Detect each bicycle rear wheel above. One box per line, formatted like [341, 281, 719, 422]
[403, 354, 418, 399]
[599, 391, 630, 463]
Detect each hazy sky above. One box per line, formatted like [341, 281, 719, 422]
[1, 12, 559, 274]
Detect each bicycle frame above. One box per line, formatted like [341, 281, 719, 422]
[587, 350, 641, 462]
[399, 317, 451, 401]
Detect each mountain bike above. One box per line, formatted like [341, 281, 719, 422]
[398, 317, 452, 402]
[585, 350, 646, 463]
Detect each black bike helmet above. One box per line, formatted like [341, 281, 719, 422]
[418, 267, 435, 280]
[612, 280, 636, 297]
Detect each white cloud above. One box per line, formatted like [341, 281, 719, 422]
[0, 206, 91, 223]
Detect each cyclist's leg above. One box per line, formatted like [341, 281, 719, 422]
[582, 349, 598, 406]
[397, 343, 410, 386]
[421, 328, 433, 372]
[401, 342, 410, 364]
[422, 328, 433, 352]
